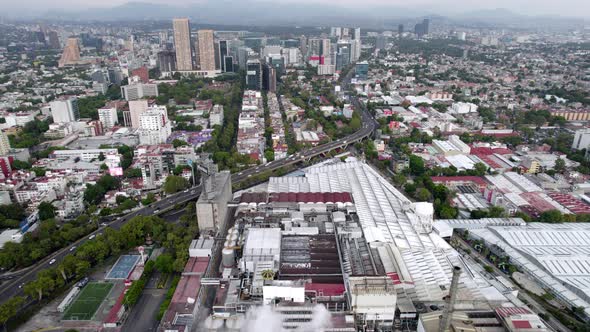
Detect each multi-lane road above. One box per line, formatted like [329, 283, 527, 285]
[0, 103, 376, 304]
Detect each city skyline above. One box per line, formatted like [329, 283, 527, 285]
[2, 0, 590, 19]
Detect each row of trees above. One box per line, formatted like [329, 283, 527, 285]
[11, 215, 196, 326]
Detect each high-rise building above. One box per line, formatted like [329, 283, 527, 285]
[330, 27, 342, 38]
[219, 40, 228, 72]
[138, 106, 172, 145]
[198, 30, 216, 71]
[129, 100, 149, 128]
[50, 98, 79, 123]
[350, 39, 361, 62]
[320, 39, 331, 65]
[353, 28, 361, 41]
[262, 63, 277, 93]
[342, 27, 350, 38]
[98, 107, 118, 129]
[299, 35, 307, 58]
[48, 31, 60, 49]
[108, 68, 124, 85]
[173, 18, 194, 71]
[0, 131, 11, 156]
[224, 56, 234, 72]
[58, 38, 81, 68]
[336, 41, 351, 71]
[398, 24, 404, 38]
[355, 61, 369, 80]
[415, 19, 430, 37]
[246, 59, 262, 90]
[376, 35, 387, 49]
[158, 50, 177, 73]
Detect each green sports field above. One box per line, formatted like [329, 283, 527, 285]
[62, 282, 113, 321]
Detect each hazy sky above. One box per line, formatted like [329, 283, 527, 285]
[2, 0, 590, 18]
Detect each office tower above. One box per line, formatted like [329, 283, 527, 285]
[48, 31, 60, 49]
[198, 30, 215, 71]
[284, 48, 300, 65]
[283, 39, 299, 48]
[415, 19, 430, 38]
[121, 81, 159, 101]
[246, 59, 262, 90]
[353, 28, 361, 41]
[0, 131, 11, 156]
[336, 41, 351, 71]
[350, 39, 361, 62]
[238, 47, 253, 69]
[262, 63, 277, 93]
[268, 55, 285, 77]
[173, 18, 194, 71]
[299, 35, 307, 58]
[263, 45, 281, 57]
[330, 27, 342, 38]
[129, 100, 148, 128]
[320, 39, 331, 65]
[50, 98, 79, 123]
[398, 24, 404, 38]
[224, 56, 234, 72]
[355, 61, 369, 80]
[138, 106, 171, 145]
[342, 27, 350, 38]
[219, 40, 228, 72]
[58, 38, 81, 67]
[376, 35, 387, 49]
[98, 107, 118, 129]
[158, 50, 177, 73]
[308, 38, 321, 58]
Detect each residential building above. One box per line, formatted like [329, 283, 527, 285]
[138, 106, 172, 145]
[98, 107, 118, 129]
[121, 80, 158, 101]
[209, 104, 224, 127]
[50, 98, 79, 123]
[0, 131, 10, 156]
[198, 29, 216, 71]
[129, 100, 149, 128]
[173, 18, 194, 71]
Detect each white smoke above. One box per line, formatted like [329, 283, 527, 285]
[241, 304, 332, 332]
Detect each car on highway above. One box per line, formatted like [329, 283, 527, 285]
[88, 234, 96, 240]
[100, 222, 108, 227]
[49, 259, 56, 265]
[69, 246, 76, 252]
[154, 208, 160, 213]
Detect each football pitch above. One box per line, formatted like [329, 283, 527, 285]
[62, 282, 113, 321]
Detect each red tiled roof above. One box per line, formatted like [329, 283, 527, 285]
[512, 320, 533, 329]
[268, 192, 353, 203]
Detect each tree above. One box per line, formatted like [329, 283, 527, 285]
[98, 152, 105, 161]
[163, 176, 189, 194]
[172, 139, 189, 148]
[409, 155, 425, 175]
[554, 158, 566, 173]
[155, 254, 174, 274]
[38, 202, 56, 220]
[538, 210, 563, 223]
[415, 188, 431, 201]
[473, 162, 488, 176]
[0, 296, 24, 331]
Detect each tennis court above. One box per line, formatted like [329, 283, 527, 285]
[62, 282, 113, 321]
[106, 255, 140, 279]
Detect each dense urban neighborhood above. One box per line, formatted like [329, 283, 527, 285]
[0, 4, 589, 332]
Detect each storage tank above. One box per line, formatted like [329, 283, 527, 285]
[222, 248, 235, 268]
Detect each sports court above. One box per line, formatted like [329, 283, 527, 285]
[62, 282, 113, 321]
[106, 255, 141, 279]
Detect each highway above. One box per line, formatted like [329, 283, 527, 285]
[0, 101, 376, 305]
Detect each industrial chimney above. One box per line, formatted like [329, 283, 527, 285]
[439, 266, 462, 332]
